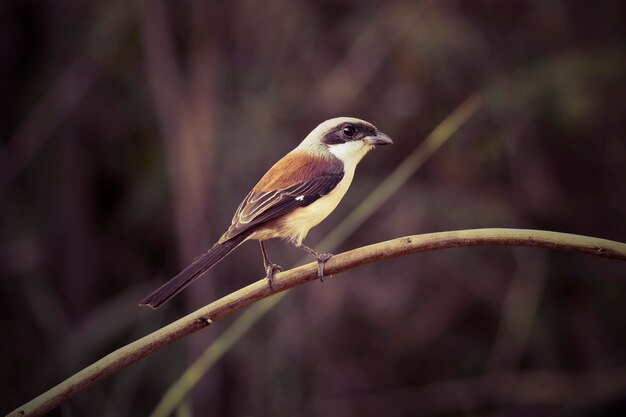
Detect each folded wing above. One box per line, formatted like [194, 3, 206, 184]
[220, 153, 344, 242]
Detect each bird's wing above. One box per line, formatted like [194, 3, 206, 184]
[220, 152, 344, 242]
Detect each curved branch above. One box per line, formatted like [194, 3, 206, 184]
[8, 228, 626, 417]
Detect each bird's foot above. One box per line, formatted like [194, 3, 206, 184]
[295, 243, 333, 283]
[315, 253, 333, 282]
[265, 262, 283, 290]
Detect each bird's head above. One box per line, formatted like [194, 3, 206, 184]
[297, 117, 392, 165]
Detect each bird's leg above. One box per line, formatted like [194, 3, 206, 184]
[260, 241, 282, 289]
[295, 243, 333, 282]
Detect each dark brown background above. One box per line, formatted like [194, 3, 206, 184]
[1, 1, 625, 416]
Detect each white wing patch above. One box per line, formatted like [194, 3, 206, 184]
[295, 195, 304, 201]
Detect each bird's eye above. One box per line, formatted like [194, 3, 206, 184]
[342, 125, 356, 137]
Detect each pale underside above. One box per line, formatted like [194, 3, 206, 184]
[246, 141, 372, 245]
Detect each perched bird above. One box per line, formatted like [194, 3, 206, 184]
[140, 117, 392, 308]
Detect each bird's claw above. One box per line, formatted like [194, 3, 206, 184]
[316, 253, 333, 282]
[265, 262, 283, 290]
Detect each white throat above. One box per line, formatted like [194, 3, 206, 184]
[328, 141, 373, 173]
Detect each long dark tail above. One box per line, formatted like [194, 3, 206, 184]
[139, 232, 250, 309]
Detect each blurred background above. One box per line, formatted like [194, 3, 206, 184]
[2, 0, 626, 416]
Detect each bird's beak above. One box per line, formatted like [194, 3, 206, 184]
[364, 132, 393, 146]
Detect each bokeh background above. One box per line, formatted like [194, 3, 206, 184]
[2, 1, 626, 416]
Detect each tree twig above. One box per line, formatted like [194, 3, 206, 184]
[8, 228, 626, 417]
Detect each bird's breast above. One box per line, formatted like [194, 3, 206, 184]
[279, 169, 354, 243]
[249, 168, 355, 245]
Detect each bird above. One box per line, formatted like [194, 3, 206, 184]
[139, 117, 392, 308]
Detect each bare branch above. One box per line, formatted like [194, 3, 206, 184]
[8, 228, 626, 417]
